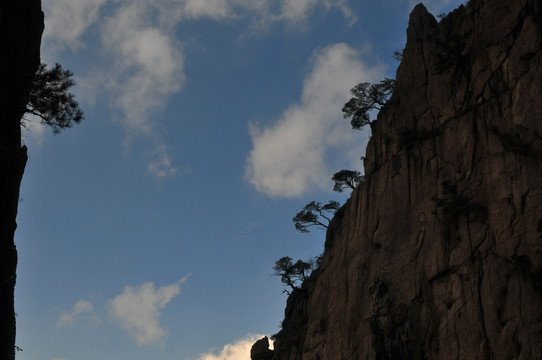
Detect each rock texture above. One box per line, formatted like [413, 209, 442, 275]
[269, 0, 542, 359]
[0, 1, 43, 359]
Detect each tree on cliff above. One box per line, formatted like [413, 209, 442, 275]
[332, 170, 364, 192]
[293, 200, 340, 233]
[0, 39, 82, 360]
[23, 63, 84, 134]
[2, 62, 83, 357]
[342, 78, 395, 129]
[273, 256, 319, 294]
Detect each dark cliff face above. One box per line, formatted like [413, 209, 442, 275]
[268, 0, 542, 359]
[0, 1, 43, 360]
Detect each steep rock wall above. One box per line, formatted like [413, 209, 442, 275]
[0, 1, 43, 359]
[270, 0, 542, 359]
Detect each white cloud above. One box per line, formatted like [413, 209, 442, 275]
[173, 0, 354, 25]
[91, 0, 186, 178]
[197, 334, 272, 360]
[322, 0, 356, 24]
[250, 0, 356, 29]
[179, 0, 235, 20]
[278, 0, 319, 23]
[43, 0, 107, 51]
[147, 140, 179, 179]
[108, 276, 189, 346]
[100, 1, 185, 136]
[57, 299, 98, 328]
[42, 0, 356, 178]
[245, 43, 383, 198]
[85, 0, 355, 140]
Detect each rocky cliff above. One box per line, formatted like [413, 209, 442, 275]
[0, 1, 43, 360]
[263, 0, 542, 359]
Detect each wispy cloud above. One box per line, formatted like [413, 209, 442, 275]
[43, 0, 184, 178]
[197, 334, 272, 360]
[108, 276, 189, 346]
[57, 299, 98, 328]
[97, 1, 185, 178]
[168, 0, 354, 25]
[245, 43, 383, 198]
[146, 140, 179, 179]
[43, 0, 107, 51]
[176, 0, 237, 20]
[232, 222, 263, 243]
[274, 0, 355, 26]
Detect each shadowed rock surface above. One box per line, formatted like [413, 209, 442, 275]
[0, 1, 43, 359]
[268, 0, 542, 359]
[251, 336, 275, 360]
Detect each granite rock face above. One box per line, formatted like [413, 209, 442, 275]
[0, 1, 43, 360]
[270, 0, 542, 359]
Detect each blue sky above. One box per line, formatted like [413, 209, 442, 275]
[16, 0, 464, 359]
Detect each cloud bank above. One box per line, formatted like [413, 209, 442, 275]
[197, 334, 272, 360]
[108, 277, 189, 346]
[245, 43, 383, 198]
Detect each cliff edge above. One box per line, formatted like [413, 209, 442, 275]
[0, 1, 43, 359]
[266, 0, 542, 359]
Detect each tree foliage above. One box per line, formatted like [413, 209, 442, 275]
[293, 200, 340, 233]
[273, 256, 319, 294]
[342, 78, 395, 130]
[24, 63, 83, 134]
[332, 170, 364, 192]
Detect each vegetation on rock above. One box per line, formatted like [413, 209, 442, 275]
[342, 78, 395, 130]
[273, 256, 320, 294]
[292, 200, 340, 233]
[331, 170, 364, 192]
[24, 63, 84, 134]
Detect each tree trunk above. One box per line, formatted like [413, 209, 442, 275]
[0, 1, 43, 359]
